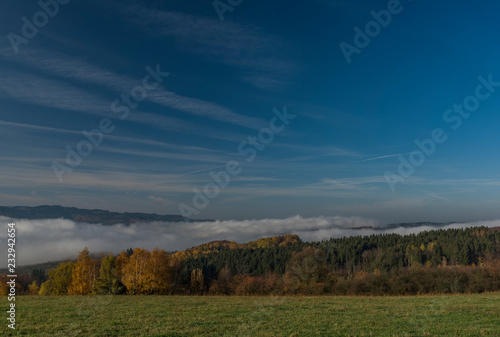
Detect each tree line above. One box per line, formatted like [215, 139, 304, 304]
[1, 227, 499, 296]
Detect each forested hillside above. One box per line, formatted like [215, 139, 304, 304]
[0, 205, 188, 225]
[2, 227, 499, 296]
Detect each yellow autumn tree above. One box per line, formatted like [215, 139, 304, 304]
[121, 248, 173, 294]
[0, 274, 11, 296]
[28, 281, 40, 295]
[122, 248, 150, 294]
[147, 248, 173, 294]
[68, 247, 98, 295]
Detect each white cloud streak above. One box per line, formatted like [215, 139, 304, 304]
[120, 6, 296, 91]
[0, 47, 266, 129]
[0, 119, 216, 153]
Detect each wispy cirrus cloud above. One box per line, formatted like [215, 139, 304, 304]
[0, 165, 195, 193]
[0, 119, 219, 153]
[120, 5, 296, 91]
[304, 175, 500, 193]
[98, 146, 230, 164]
[146, 90, 265, 129]
[0, 66, 253, 142]
[0, 47, 266, 129]
[284, 146, 361, 162]
[0, 69, 111, 117]
[313, 176, 388, 190]
[401, 177, 500, 188]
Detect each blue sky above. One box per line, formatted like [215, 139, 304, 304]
[1, 0, 500, 223]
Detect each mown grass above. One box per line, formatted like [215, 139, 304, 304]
[1, 293, 499, 336]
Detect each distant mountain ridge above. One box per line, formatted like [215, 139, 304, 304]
[0, 205, 195, 225]
[358, 221, 458, 230]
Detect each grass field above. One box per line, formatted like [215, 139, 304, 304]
[1, 293, 499, 336]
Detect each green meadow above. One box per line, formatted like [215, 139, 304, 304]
[1, 293, 499, 336]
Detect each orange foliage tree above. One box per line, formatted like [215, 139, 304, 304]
[69, 247, 99, 295]
[121, 248, 173, 294]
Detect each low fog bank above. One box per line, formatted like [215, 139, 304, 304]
[1, 216, 499, 266]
